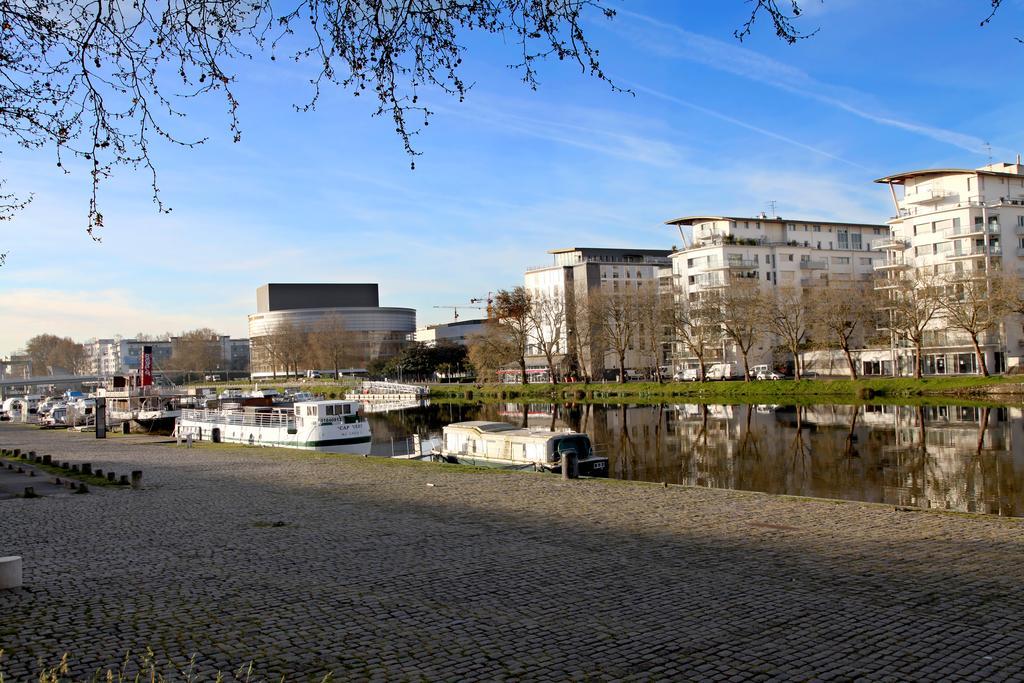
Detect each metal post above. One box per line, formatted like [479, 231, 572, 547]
[95, 397, 106, 439]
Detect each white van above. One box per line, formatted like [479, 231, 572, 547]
[706, 363, 734, 380]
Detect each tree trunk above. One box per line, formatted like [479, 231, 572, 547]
[843, 346, 858, 380]
[742, 353, 750, 382]
[913, 340, 923, 379]
[548, 357, 559, 384]
[698, 358, 706, 383]
[618, 352, 626, 383]
[970, 334, 989, 376]
[792, 347, 801, 380]
[519, 356, 528, 386]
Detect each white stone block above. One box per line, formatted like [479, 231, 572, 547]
[0, 555, 23, 590]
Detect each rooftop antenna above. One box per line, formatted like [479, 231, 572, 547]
[766, 200, 778, 219]
[985, 141, 993, 165]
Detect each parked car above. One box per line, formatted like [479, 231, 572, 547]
[752, 365, 781, 380]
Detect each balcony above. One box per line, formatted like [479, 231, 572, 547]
[874, 260, 911, 272]
[903, 189, 954, 204]
[705, 258, 758, 271]
[798, 259, 827, 270]
[873, 237, 909, 251]
[947, 245, 1002, 260]
[944, 223, 1000, 240]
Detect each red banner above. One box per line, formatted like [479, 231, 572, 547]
[140, 345, 153, 387]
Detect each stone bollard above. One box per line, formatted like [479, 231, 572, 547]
[131, 471, 143, 489]
[107, 472, 116, 482]
[55, 478, 61, 485]
[61, 462, 69, 470]
[23, 486, 37, 498]
[12, 449, 19, 457]
[75, 483, 88, 494]
[16, 467, 23, 474]
[118, 475, 129, 486]
[28, 451, 36, 460]
[0, 556, 23, 590]
[94, 469, 103, 479]
[42, 455, 51, 465]
[28, 470, 35, 477]
[81, 463, 92, 475]
[71, 465, 80, 473]
[32, 455, 40, 463]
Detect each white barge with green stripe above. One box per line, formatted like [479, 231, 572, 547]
[176, 400, 372, 454]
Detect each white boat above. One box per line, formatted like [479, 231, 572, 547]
[430, 421, 609, 476]
[176, 399, 372, 453]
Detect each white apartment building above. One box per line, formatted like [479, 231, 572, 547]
[668, 215, 888, 372]
[524, 247, 673, 380]
[86, 336, 250, 376]
[874, 160, 1024, 375]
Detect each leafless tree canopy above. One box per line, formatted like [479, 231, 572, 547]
[0, 0, 621, 237]
[24, 332, 88, 373]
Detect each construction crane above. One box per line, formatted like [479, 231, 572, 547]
[433, 305, 484, 322]
[469, 292, 494, 317]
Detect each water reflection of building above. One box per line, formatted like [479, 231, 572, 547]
[548, 402, 1024, 517]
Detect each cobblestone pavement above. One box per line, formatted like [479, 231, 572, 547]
[2, 424, 1024, 682]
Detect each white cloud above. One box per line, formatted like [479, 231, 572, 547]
[0, 289, 249, 351]
[615, 9, 996, 155]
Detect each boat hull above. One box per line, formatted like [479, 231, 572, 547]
[437, 453, 610, 477]
[176, 410, 373, 454]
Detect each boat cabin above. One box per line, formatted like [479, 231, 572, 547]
[293, 400, 363, 426]
[442, 421, 592, 466]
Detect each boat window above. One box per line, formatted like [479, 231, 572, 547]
[555, 436, 590, 457]
[325, 405, 336, 416]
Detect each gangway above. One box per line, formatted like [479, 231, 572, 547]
[345, 381, 428, 402]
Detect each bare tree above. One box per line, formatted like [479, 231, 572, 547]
[939, 272, 1012, 377]
[527, 291, 566, 384]
[255, 321, 303, 378]
[810, 282, 875, 379]
[24, 333, 88, 374]
[492, 287, 533, 385]
[718, 280, 766, 381]
[567, 291, 599, 383]
[634, 280, 671, 382]
[309, 313, 354, 378]
[467, 325, 517, 384]
[672, 292, 723, 382]
[170, 328, 222, 373]
[277, 322, 308, 378]
[592, 286, 640, 383]
[0, 0, 623, 238]
[766, 286, 809, 380]
[889, 274, 944, 379]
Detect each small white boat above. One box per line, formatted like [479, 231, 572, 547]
[429, 421, 608, 476]
[176, 399, 372, 453]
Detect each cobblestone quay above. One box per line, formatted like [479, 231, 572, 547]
[2, 424, 1024, 681]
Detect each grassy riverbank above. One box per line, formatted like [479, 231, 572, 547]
[430, 375, 1024, 402]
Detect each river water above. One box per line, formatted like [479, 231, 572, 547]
[364, 401, 1024, 517]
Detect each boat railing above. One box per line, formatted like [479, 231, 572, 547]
[181, 408, 294, 428]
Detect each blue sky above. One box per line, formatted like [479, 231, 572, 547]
[2, 0, 1024, 352]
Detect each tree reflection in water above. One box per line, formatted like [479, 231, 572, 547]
[370, 400, 1024, 517]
